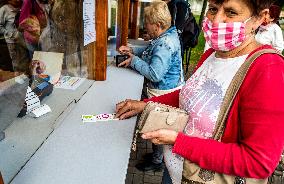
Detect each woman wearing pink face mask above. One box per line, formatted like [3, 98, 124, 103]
[115, 0, 284, 183]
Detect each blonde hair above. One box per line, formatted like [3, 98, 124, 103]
[144, 1, 171, 30]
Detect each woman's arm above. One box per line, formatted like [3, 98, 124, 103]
[173, 54, 284, 178]
[115, 90, 181, 119]
[138, 49, 214, 107]
[144, 89, 180, 107]
[130, 43, 171, 83]
[132, 46, 147, 57]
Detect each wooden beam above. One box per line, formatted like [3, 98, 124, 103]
[116, 0, 123, 48]
[79, 0, 96, 80]
[129, 0, 139, 39]
[85, 43, 95, 79]
[95, 0, 108, 81]
[121, 0, 130, 46]
[0, 172, 4, 184]
[82, 0, 96, 80]
[116, 0, 131, 48]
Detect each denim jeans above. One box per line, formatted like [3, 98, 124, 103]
[162, 167, 173, 184]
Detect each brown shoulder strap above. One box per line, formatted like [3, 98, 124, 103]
[213, 49, 284, 140]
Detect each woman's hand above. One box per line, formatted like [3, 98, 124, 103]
[141, 129, 179, 145]
[115, 99, 146, 119]
[117, 46, 134, 67]
[117, 53, 133, 67]
[30, 60, 46, 75]
[118, 45, 133, 55]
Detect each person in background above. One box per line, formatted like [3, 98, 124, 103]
[115, 0, 284, 183]
[118, 1, 184, 172]
[18, 0, 47, 58]
[136, 0, 190, 172]
[164, 0, 191, 55]
[163, 0, 189, 33]
[0, 0, 30, 73]
[39, 0, 86, 77]
[255, 4, 284, 52]
[142, 0, 190, 52]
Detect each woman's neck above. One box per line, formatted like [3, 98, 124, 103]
[215, 37, 260, 58]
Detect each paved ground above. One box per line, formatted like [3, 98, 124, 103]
[125, 136, 164, 184]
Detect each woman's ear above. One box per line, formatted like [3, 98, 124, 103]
[270, 18, 275, 23]
[256, 9, 270, 27]
[156, 22, 162, 30]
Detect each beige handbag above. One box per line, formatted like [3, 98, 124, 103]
[132, 102, 189, 151]
[139, 102, 189, 133]
[181, 49, 283, 184]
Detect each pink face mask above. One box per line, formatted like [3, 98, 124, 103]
[202, 17, 251, 51]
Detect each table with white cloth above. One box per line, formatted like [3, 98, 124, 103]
[2, 65, 144, 184]
[0, 78, 94, 183]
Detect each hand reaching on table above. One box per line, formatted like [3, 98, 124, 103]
[117, 46, 134, 67]
[115, 99, 146, 120]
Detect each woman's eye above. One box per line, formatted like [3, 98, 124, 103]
[226, 10, 237, 17]
[208, 7, 218, 14]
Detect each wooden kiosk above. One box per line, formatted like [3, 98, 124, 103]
[0, 0, 146, 183]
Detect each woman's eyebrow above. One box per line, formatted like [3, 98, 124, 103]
[223, 7, 239, 13]
[223, 3, 244, 13]
[208, 3, 219, 8]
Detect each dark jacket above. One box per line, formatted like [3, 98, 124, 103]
[167, 0, 190, 33]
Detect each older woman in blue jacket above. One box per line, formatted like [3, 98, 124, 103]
[118, 0, 184, 173]
[118, 1, 184, 98]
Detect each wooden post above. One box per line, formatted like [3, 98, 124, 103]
[79, 0, 95, 80]
[116, 0, 123, 48]
[85, 43, 95, 79]
[116, 0, 131, 48]
[129, 0, 139, 39]
[95, 0, 108, 80]
[0, 172, 4, 184]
